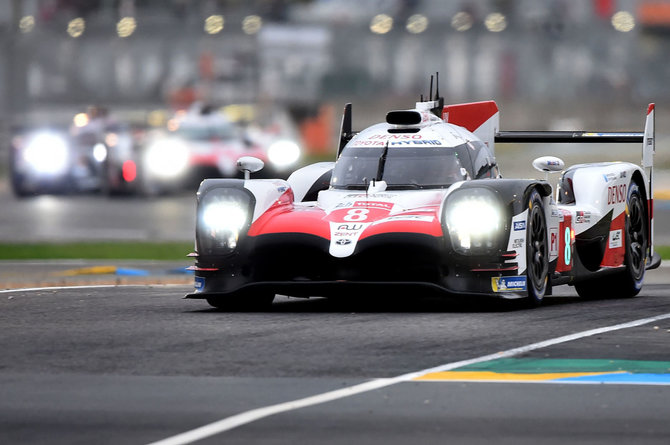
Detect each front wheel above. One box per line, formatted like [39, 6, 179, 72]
[525, 189, 549, 306]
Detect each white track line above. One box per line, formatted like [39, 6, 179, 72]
[0, 284, 186, 294]
[146, 311, 670, 445]
[0, 284, 122, 293]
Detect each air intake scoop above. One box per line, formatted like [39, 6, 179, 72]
[386, 110, 423, 126]
[386, 109, 440, 128]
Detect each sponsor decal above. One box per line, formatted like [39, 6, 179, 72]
[603, 172, 627, 183]
[607, 184, 627, 204]
[584, 132, 640, 137]
[345, 193, 396, 199]
[549, 228, 559, 257]
[609, 229, 623, 249]
[334, 231, 360, 237]
[491, 276, 527, 292]
[369, 134, 424, 140]
[194, 276, 205, 292]
[277, 186, 287, 193]
[328, 221, 371, 258]
[337, 223, 364, 231]
[513, 221, 526, 231]
[352, 141, 388, 146]
[575, 211, 591, 224]
[389, 140, 442, 146]
[353, 201, 394, 211]
[603, 173, 617, 183]
[353, 140, 442, 146]
[377, 215, 434, 223]
[512, 238, 524, 249]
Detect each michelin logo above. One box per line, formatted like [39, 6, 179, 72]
[492, 276, 527, 292]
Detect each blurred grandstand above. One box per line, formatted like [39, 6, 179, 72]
[0, 0, 668, 171]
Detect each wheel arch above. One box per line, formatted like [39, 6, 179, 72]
[630, 169, 649, 213]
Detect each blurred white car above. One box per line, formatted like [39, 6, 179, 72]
[142, 104, 301, 193]
[9, 107, 141, 197]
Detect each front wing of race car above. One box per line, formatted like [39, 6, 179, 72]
[185, 178, 554, 305]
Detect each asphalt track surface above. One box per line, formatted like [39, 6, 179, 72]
[2, 278, 670, 445]
[2, 164, 670, 444]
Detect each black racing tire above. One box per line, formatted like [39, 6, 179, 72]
[206, 292, 275, 311]
[525, 189, 549, 307]
[10, 171, 31, 198]
[9, 148, 31, 198]
[575, 181, 647, 299]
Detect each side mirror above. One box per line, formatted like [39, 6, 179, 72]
[532, 156, 564, 173]
[237, 156, 264, 180]
[532, 156, 564, 182]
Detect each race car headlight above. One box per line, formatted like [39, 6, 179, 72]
[23, 132, 69, 175]
[444, 188, 504, 254]
[267, 140, 300, 168]
[93, 143, 107, 163]
[144, 140, 189, 178]
[197, 186, 254, 255]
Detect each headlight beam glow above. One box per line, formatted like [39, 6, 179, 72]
[200, 198, 250, 252]
[445, 190, 503, 252]
[144, 140, 189, 178]
[267, 140, 300, 168]
[23, 133, 70, 175]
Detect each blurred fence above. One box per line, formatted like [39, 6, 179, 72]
[1, 1, 667, 114]
[1, 0, 669, 175]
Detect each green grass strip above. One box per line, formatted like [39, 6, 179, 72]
[456, 358, 670, 374]
[654, 245, 670, 261]
[0, 242, 193, 260]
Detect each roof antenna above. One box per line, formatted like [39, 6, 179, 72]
[430, 71, 444, 117]
[420, 94, 424, 102]
[429, 75, 434, 102]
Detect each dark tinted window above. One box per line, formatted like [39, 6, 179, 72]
[331, 144, 474, 190]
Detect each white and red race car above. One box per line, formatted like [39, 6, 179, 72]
[186, 79, 660, 309]
[142, 104, 300, 193]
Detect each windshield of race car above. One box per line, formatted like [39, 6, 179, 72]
[330, 144, 475, 189]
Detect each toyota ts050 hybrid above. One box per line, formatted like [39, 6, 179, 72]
[186, 79, 660, 310]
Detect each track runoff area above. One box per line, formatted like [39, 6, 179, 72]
[140, 310, 670, 445]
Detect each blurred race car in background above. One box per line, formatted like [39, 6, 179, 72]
[187, 76, 661, 310]
[9, 106, 141, 197]
[141, 103, 301, 194]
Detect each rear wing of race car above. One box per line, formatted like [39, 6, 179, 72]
[445, 101, 657, 268]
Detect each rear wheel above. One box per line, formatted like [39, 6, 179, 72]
[575, 181, 647, 299]
[206, 292, 275, 311]
[525, 189, 549, 306]
[9, 148, 31, 198]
